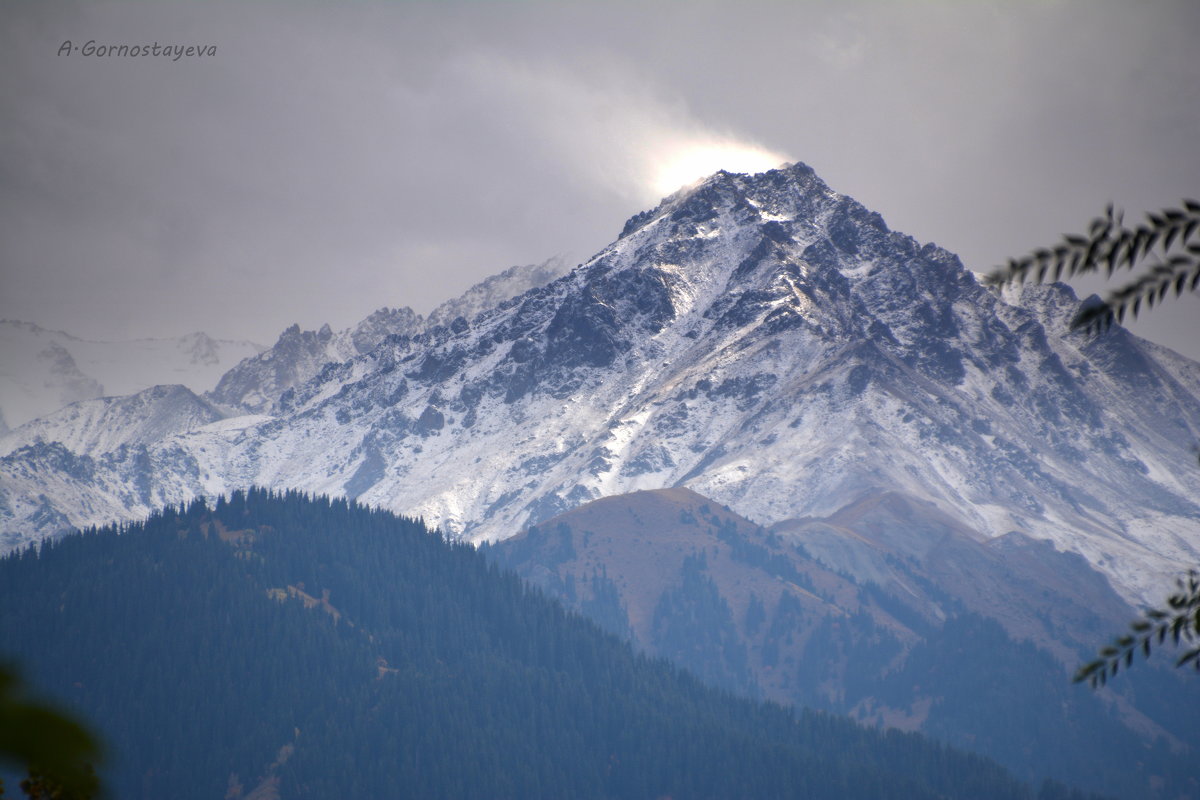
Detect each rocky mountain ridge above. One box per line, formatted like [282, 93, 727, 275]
[207, 258, 569, 413]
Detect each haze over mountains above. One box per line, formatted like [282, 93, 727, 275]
[2, 162, 1197, 608]
[0, 320, 264, 432]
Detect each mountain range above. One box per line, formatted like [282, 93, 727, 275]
[2, 163, 1196, 609]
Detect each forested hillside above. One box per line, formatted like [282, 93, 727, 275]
[0, 490, 1088, 799]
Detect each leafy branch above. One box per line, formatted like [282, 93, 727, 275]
[985, 199, 1200, 333]
[1073, 570, 1200, 688]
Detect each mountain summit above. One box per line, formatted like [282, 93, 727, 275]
[2, 163, 1198, 602]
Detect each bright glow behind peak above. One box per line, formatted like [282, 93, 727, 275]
[651, 142, 788, 198]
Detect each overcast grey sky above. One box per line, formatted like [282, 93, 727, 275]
[2, 0, 1197, 359]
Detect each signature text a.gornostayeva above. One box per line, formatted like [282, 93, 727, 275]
[57, 40, 217, 61]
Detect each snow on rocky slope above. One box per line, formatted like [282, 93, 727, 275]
[0, 385, 224, 459]
[208, 259, 569, 413]
[2, 165, 1197, 604]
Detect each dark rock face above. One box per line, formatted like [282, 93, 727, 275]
[415, 404, 445, 435]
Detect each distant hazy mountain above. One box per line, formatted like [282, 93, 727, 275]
[1, 164, 1197, 610]
[0, 320, 264, 428]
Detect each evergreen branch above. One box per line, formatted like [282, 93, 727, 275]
[985, 200, 1200, 334]
[1070, 256, 1200, 334]
[1074, 571, 1200, 688]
